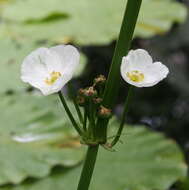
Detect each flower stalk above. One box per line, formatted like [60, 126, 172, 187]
[73, 98, 84, 124]
[111, 86, 133, 147]
[58, 91, 83, 135]
[83, 106, 88, 131]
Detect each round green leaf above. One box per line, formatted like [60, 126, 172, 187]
[0, 38, 36, 93]
[1, 125, 186, 190]
[1, 0, 187, 45]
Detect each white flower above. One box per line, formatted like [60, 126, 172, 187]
[21, 45, 80, 95]
[121, 49, 169, 87]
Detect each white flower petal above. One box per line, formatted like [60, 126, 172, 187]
[50, 45, 80, 75]
[21, 48, 49, 89]
[126, 49, 153, 70]
[140, 62, 169, 87]
[121, 49, 169, 88]
[150, 62, 169, 80]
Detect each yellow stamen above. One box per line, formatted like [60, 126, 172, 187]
[45, 71, 62, 85]
[126, 70, 144, 82]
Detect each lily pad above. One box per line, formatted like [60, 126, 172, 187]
[1, 0, 187, 45]
[0, 125, 187, 190]
[0, 38, 36, 94]
[0, 93, 85, 185]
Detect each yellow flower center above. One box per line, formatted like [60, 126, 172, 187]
[126, 70, 144, 82]
[45, 71, 62, 85]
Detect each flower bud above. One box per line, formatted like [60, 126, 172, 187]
[93, 97, 102, 105]
[83, 87, 97, 98]
[98, 106, 112, 119]
[77, 96, 85, 106]
[93, 75, 106, 86]
[78, 88, 85, 96]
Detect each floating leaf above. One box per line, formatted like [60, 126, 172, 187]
[0, 93, 85, 185]
[1, 0, 187, 45]
[0, 125, 187, 190]
[0, 38, 36, 93]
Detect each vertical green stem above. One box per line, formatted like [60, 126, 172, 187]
[96, 0, 143, 143]
[111, 86, 133, 147]
[58, 92, 83, 135]
[103, 0, 142, 109]
[89, 100, 96, 134]
[77, 145, 99, 190]
[83, 106, 88, 131]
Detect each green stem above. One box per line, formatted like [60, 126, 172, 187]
[73, 98, 84, 124]
[89, 100, 96, 133]
[58, 91, 82, 135]
[111, 86, 133, 147]
[77, 145, 99, 190]
[85, 104, 92, 134]
[103, 0, 142, 109]
[96, 0, 143, 143]
[83, 106, 88, 131]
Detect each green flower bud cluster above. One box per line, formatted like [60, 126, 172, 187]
[75, 75, 112, 145]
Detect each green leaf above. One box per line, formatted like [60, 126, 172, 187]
[1, 125, 187, 190]
[0, 39, 36, 94]
[2, 0, 70, 22]
[0, 93, 85, 185]
[1, 0, 187, 45]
